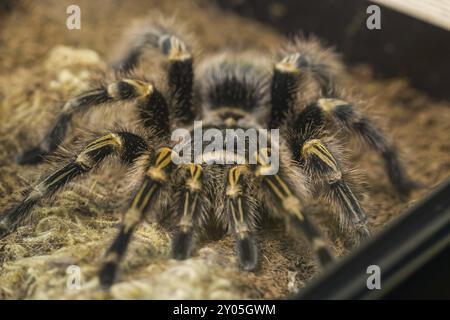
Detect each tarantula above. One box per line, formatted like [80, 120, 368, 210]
[0, 19, 416, 287]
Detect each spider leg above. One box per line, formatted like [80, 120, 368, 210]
[269, 53, 301, 129]
[286, 103, 370, 245]
[112, 24, 194, 124]
[225, 165, 259, 271]
[0, 131, 148, 238]
[252, 148, 334, 267]
[317, 98, 418, 197]
[301, 139, 371, 245]
[269, 38, 340, 128]
[98, 147, 174, 287]
[171, 163, 203, 260]
[17, 79, 160, 165]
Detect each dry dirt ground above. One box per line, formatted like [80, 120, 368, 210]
[0, 0, 449, 299]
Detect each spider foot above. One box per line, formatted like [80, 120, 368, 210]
[395, 179, 422, 199]
[0, 215, 19, 239]
[236, 236, 259, 271]
[172, 230, 194, 260]
[0, 220, 11, 239]
[344, 224, 372, 249]
[16, 146, 47, 165]
[98, 261, 117, 289]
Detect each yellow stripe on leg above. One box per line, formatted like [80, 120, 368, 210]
[302, 139, 339, 173]
[275, 53, 302, 74]
[317, 98, 349, 113]
[254, 148, 305, 221]
[146, 147, 173, 182]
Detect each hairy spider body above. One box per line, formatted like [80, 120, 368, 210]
[0, 19, 416, 288]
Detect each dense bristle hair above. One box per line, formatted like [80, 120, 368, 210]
[111, 15, 195, 73]
[196, 52, 270, 112]
[279, 35, 343, 95]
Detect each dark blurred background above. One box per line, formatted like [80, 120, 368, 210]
[217, 0, 450, 101]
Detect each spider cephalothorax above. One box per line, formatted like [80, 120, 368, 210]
[0, 18, 417, 287]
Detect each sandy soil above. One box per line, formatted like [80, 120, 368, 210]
[0, 0, 449, 299]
